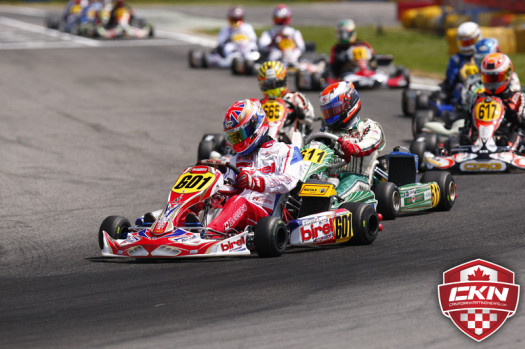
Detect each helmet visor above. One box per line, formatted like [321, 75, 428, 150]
[260, 78, 286, 92]
[225, 116, 258, 146]
[482, 70, 511, 85]
[320, 99, 346, 125]
[458, 36, 478, 48]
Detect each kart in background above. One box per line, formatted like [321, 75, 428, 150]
[99, 159, 382, 259]
[302, 132, 456, 220]
[189, 32, 260, 74]
[295, 44, 410, 91]
[410, 95, 525, 173]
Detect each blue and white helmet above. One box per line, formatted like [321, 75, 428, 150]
[474, 38, 500, 68]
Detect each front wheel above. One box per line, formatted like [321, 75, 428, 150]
[339, 202, 379, 245]
[98, 215, 130, 249]
[254, 216, 288, 258]
[374, 182, 401, 220]
[420, 171, 456, 211]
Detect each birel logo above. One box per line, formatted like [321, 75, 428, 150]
[221, 236, 246, 252]
[301, 218, 334, 241]
[191, 166, 210, 174]
[437, 259, 520, 342]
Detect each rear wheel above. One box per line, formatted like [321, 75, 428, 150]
[410, 137, 427, 172]
[412, 110, 433, 138]
[339, 202, 379, 245]
[98, 216, 130, 249]
[374, 182, 401, 220]
[420, 171, 456, 211]
[198, 139, 214, 161]
[254, 216, 288, 258]
[401, 89, 417, 117]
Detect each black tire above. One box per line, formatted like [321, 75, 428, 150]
[416, 93, 429, 109]
[445, 136, 460, 153]
[254, 216, 288, 258]
[188, 50, 199, 68]
[401, 89, 417, 117]
[198, 139, 215, 161]
[244, 59, 254, 75]
[420, 171, 456, 211]
[409, 138, 426, 172]
[311, 73, 323, 91]
[98, 216, 130, 249]
[412, 110, 433, 138]
[231, 57, 242, 75]
[414, 132, 438, 153]
[339, 202, 379, 245]
[374, 182, 401, 220]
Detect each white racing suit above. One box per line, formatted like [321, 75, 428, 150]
[259, 25, 305, 63]
[207, 138, 304, 234]
[217, 23, 258, 57]
[282, 90, 316, 133]
[326, 117, 385, 200]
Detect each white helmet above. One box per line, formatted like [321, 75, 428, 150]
[457, 21, 481, 55]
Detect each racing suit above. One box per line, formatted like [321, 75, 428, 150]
[443, 53, 475, 103]
[325, 117, 385, 202]
[207, 137, 304, 234]
[106, 2, 133, 28]
[329, 41, 376, 79]
[259, 25, 306, 63]
[217, 22, 258, 57]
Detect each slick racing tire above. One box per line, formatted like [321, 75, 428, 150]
[198, 139, 214, 161]
[409, 137, 427, 172]
[98, 215, 131, 249]
[374, 182, 401, 220]
[254, 216, 288, 258]
[420, 171, 456, 211]
[340, 202, 380, 245]
[412, 110, 433, 138]
[401, 89, 417, 117]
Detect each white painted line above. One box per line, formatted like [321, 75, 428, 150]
[156, 30, 216, 48]
[0, 16, 101, 47]
[0, 5, 48, 17]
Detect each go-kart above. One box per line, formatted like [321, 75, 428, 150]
[45, 0, 84, 35]
[295, 44, 410, 91]
[99, 159, 382, 259]
[411, 95, 525, 172]
[301, 132, 456, 220]
[96, 10, 154, 39]
[189, 31, 260, 74]
[197, 97, 313, 161]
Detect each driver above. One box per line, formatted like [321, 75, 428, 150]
[216, 6, 258, 58]
[258, 4, 305, 63]
[329, 19, 376, 79]
[319, 81, 385, 200]
[467, 53, 525, 145]
[205, 98, 304, 237]
[106, 0, 134, 28]
[257, 60, 316, 136]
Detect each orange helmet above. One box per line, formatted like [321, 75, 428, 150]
[480, 53, 513, 95]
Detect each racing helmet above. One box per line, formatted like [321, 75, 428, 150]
[336, 19, 357, 45]
[320, 81, 361, 130]
[480, 52, 513, 95]
[224, 98, 269, 155]
[273, 4, 292, 26]
[228, 6, 244, 27]
[456, 21, 481, 55]
[474, 37, 500, 67]
[258, 61, 288, 99]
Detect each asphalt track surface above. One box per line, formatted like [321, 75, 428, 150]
[1, 4, 524, 349]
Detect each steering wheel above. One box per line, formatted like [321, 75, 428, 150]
[197, 159, 242, 196]
[304, 132, 348, 170]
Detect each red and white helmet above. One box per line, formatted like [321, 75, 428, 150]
[273, 4, 292, 26]
[224, 99, 269, 155]
[480, 52, 514, 95]
[457, 21, 481, 55]
[320, 81, 361, 130]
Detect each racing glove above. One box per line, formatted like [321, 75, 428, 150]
[236, 170, 266, 193]
[337, 138, 363, 162]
